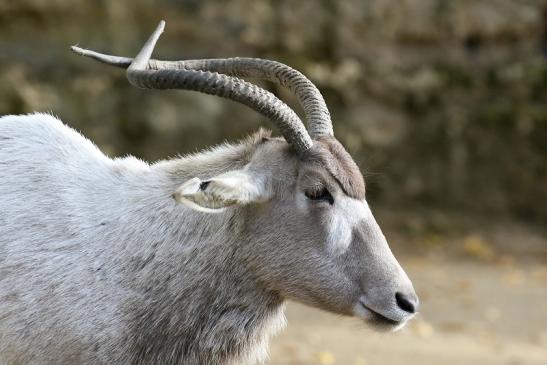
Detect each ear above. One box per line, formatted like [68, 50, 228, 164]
[173, 169, 271, 213]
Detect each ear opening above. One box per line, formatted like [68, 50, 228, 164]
[172, 177, 225, 213]
[173, 169, 270, 213]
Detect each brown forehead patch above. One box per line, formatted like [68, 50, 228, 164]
[302, 137, 366, 199]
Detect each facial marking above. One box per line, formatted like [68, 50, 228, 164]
[325, 198, 372, 255]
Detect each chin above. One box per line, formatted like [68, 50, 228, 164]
[353, 302, 410, 333]
[364, 314, 407, 332]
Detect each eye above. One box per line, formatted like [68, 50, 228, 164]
[305, 187, 334, 205]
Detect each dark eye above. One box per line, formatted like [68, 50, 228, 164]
[305, 187, 334, 205]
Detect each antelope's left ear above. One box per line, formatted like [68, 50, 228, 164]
[173, 169, 271, 213]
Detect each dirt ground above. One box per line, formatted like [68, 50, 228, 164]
[269, 216, 547, 365]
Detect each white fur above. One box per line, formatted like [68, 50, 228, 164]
[0, 113, 281, 364]
[325, 198, 372, 255]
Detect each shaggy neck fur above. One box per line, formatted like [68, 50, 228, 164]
[0, 115, 285, 365]
[109, 139, 287, 364]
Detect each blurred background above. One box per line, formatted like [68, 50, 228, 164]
[0, 0, 546, 364]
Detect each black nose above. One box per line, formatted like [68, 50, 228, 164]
[395, 292, 418, 314]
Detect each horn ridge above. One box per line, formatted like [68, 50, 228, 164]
[73, 21, 314, 154]
[72, 44, 334, 137]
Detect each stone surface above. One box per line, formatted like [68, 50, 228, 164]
[1, 0, 546, 220]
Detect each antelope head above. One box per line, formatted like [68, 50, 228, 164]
[72, 21, 418, 331]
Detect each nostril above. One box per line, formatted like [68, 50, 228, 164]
[395, 292, 418, 314]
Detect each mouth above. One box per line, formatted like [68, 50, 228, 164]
[355, 300, 409, 332]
